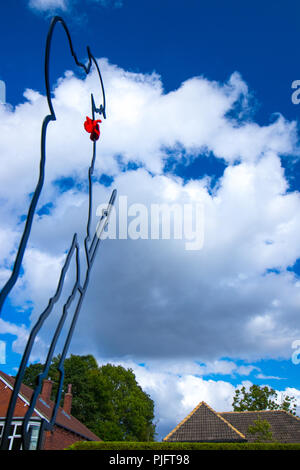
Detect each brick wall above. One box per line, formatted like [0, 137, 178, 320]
[43, 425, 87, 450]
[0, 376, 99, 449]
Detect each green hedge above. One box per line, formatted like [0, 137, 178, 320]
[65, 441, 300, 451]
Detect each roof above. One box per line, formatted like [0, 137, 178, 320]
[220, 410, 300, 443]
[163, 401, 300, 443]
[0, 370, 101, 442]
[163, 401, 246, 442]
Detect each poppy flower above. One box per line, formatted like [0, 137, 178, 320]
[84, 116, 102, 141]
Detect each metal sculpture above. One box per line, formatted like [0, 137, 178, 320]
[0, 16, 116, 450]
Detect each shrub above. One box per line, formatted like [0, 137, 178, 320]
[65, 441, 300, 451]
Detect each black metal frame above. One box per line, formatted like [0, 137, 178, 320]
[0, 16, 116, 450]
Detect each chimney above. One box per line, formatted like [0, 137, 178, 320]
[63, 384, 72, 415]
[41, 378, 53, 403]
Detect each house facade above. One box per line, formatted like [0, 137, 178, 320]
[163, 401, 300, 443]
[0, 370, 101, 450]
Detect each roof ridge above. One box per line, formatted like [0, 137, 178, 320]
[163, 401, 246, 442]
[163, 401, 206, 441]
[0, 370, 62, 416]
[279, 409, 300, 420]
[0, 371, 49, 421]
[221, 409, 295, 415]
[209, 408, 246, 440]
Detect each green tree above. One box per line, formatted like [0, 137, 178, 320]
[23, 355, 156, 442]
[23, 354, 99, 423]
[22, 362, 44, 388]
[88, 364, 156, 441]
[50, 354, 100, 425]
[247, 416, 273, 443]
[232, 384, 297, 415]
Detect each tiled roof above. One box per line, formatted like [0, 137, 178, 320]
[163, 401, 300, 443]
[220, 410, 300, 443]
[0, 371, 101, 442]
[163, 402, 246, 442]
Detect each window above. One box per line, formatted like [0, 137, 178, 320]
[0, 420, 41, 450]
[7, 422, 22, 450]
[28, 424, 40, 450]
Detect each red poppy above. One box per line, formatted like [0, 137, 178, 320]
[84, 116, 102, 141]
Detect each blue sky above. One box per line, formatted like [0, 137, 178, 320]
[1, 1, 300, 120]
[2, 0, 300, 440]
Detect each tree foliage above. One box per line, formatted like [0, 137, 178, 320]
[247, 416, 273, 443]
[23, 354, 156, 441]
[232, 384, 297, 415]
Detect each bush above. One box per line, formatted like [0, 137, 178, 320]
[65, 441, 300, 451]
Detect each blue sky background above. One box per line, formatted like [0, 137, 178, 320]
[1, 0, 300, 187]
[1, 1, 300, 120]
[2, 0, 300, 440]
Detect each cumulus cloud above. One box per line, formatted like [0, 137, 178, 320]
[2, 58, 300, 432]
[28, 0, 69, 12]
[93, 357, 300, 439]
[93, 356, 244, 438]
[0, 319, 29, 354]
[2, 61, 300, 358]
[28, 0, 123, 14]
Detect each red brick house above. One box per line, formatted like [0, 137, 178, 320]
[0, 370, 101, 450]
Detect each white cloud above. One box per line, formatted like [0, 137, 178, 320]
[94, 357, 240, 439]
[2, 59, 300, 435]
[92, 357, 299, 440]
[0, 317, 50, 364]
[27, 0, 123, 14]
[0, 319, 29, 355]
[2, 60, 300, 363]
[28, 0, 69, 12]
[256, 373, 286, 380]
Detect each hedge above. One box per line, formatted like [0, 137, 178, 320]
[65, 441, 300, 451]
